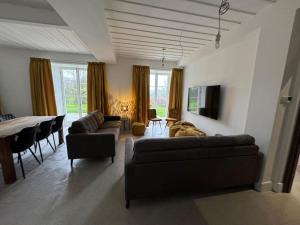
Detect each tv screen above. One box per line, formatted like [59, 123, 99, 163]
[187, 85, 220, 120]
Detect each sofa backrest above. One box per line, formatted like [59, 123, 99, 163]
[68, 111, 104, 134]
[133, 135, 259, 163]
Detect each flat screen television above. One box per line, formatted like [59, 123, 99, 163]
[187, 85, 220, 120]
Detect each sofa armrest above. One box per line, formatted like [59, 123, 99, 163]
[104, 115, 121, 122]
[66, 133, 115, 159]
[125, 137, 135, 201]
[125, 137, 135, 166]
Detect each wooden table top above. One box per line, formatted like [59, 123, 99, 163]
[0, 116, 54, 138]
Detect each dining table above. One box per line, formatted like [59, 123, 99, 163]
[0, 116, 64, 184]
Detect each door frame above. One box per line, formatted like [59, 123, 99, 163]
[61, 66, 87, 118]
[283, 104, 300, 192]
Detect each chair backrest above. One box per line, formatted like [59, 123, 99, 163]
[148, 109, 157, 120]
[11, 124, 39, 153]
[52, 115, 65, 133]
[36, 119, 55, 141]
[0, 114, 16, 121]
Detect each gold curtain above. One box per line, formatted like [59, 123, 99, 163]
[168, 68, 184, 121]
[132, 65, 150, 124]
[29, 57, 57, 116]
[87, 62, 110, 114]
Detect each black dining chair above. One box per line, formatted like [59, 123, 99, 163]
[0, 114, 16, 121]
[35, 119, 55, 162]
[11, 124, 41, 178]
[51, 115, 65, 148]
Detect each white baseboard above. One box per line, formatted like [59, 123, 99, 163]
[272, 182, 284, 193]
[254, 181, 273, 192]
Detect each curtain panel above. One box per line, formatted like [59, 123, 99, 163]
[132, 65, 150, 124]
[168, 68, 184, 121]
[29, 57, 57, 116]
[87, 62, 110, 115]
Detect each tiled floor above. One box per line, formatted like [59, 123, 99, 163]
[0, 125, 300, 225]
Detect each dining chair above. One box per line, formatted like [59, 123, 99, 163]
[51, 115, 65, 148]
[35, 119, 55, 162]
[165, 109, 178, 128]
[11, 124, 41, 178]
[148, 109, 162, 128]
[0, 113, 16, 121]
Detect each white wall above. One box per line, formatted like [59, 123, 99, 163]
[182, 30, 260, 136]
[0, 46, 177, 117]
[107, 57, 177, 102]
[181, 0, 300, 190]
[0, 47, 95, 116]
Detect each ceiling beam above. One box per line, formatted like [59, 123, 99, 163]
[109, 26, 213, 41]
[113, 0, 241, 24]
[114, 47, 186, 56]
[113, 44, 193, 53]
[117, 53, 179, 62]
[116, 50, 181, 58]
[116, 52, 180, 60]
[184, 0, 257, 15]
[112, 37, 203, 48]
[107, 18, 217, 36]
[112, 41, 197, 51]
[0, 3, 67, 28]
[48, 0, 116, 63]
[110, 32, 209, 45]
[105, 9, 230, 31]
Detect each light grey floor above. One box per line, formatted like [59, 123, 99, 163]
[0, 126, 300, 225]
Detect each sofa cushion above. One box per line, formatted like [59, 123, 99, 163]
[134, 137, 201, 153]
[68, 112, 100, 134]
[93, 111, 105, 126]
[102, 121, 121, 129]
[133, 135, 258, 164]
[97, 127, 120, 142]
[134, 135, 255, 153]
[198, 135, 255, 147]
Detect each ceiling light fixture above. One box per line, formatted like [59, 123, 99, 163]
[216, 0, 230, 49]
[161, 48, 166, 67]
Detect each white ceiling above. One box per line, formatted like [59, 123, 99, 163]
[0, 0, 53, 10]
[0, 0, 90, 55]
[0, 0, 275, 62]
[0, 21, 89, 53]
[104, 0, 274, 61]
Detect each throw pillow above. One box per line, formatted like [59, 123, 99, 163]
[175, 127, 206, 137]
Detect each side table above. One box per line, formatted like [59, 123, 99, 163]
[121, 116, 131, 131]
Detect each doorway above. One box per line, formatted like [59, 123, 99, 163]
[271, 9, 300, 193]
[150, 69, 171, 118]
[52, 63, 88, 125]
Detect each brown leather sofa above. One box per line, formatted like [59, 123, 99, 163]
[125, 135, 263, 208]
[66, 111, 121, 166]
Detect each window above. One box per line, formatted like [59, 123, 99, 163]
[150, 69, 171, 118]
[52, 63, 87, 125]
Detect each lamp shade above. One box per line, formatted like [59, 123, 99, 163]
[121, 104, 129, 112]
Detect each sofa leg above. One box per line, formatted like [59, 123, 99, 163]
[111, 157, 114, 163]
[70, 159, 73, 167]
[126, 200, 130, 209]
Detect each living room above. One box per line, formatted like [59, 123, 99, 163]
[1, 0, 300, 224]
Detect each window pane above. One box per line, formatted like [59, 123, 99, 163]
[79, 69, 87, 115]
[149, 70, 171, 118]
[62, 69, 80, 122]
[150, 74, 156, 87]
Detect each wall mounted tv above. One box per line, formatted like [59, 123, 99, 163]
[187, 85, 221, 120]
